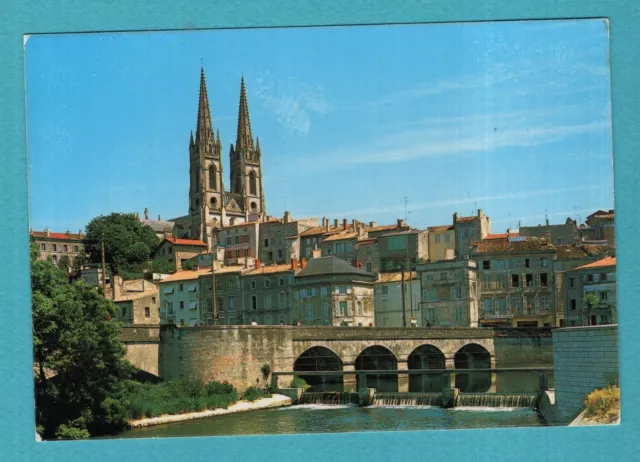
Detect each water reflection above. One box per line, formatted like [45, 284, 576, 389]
[118, 405, 545, 439]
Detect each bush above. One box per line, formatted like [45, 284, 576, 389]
[127, 378, 239, 419]
[242, 387, 270, 402]
[585, 385, 620, 423]
[261, 363, 271, 378]
[290, 376, 309, 389]
[55, 424, 90, 440]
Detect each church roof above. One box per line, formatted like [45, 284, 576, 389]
[142, 219, 174, 233]
[235, 76, 254, 151]
[162, 237, 207, 247]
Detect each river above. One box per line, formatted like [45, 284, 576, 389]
[117, 404, 545, 439]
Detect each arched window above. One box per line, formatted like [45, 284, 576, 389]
[249, 171, 257, 195]
[209, 165, 217, 190]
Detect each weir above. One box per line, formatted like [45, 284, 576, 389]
[457, 393, 537, 408]
[299, 392, 359, 405]
[372, 392, 441, 407]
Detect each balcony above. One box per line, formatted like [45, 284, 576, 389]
[483, 311, 513, 319]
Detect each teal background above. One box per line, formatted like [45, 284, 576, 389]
[1, 1, 637, 460]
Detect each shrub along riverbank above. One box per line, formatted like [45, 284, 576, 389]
[126, 379, 272, 420]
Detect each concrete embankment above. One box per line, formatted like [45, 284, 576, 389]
[128, 394, 292, 428]
[569, 408, 620, 427]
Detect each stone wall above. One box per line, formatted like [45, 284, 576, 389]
[121, 325, 160, 376]
[552, 325, 619, 423]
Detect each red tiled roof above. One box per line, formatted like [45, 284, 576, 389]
[456, 216, 477, 223]
[323, 232, 358, 242]
[163, 237, 207, 247]
[299, 225, 346, 237]
[428, 225, 454, 232]
[30, 231, 84, 240]
[472, 236, 554, 254]
[485, 233, 519, 240]
[573, 256, 616, 271]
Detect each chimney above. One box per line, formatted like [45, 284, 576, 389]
[284, 211, 291, 223]
[66, 230, 71, 236]
[45, 228, 50, 237]
[325, 219, 329, 232]
[343, 219, 348, 230]
[300, 258, 307, 269]
[291, 258, 298, 270]
[322, 217, 327, 227]
[369, 221, 376, 228]
[79, 229, 83, 238]
[255, 259, 261, 270]
[506, 227, 511, 234]
[397, 219, 405, 228]
[478, 208, 483, 218]
[312, 247, 322, 259]
[453, 213, 458, 224]
[334, 219, 338, 228]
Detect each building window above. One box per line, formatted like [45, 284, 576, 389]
[264, 238, 269, 248]
[179, 284, 184, 291]
[381, 286, 388, 295]
[426, 309, 436, 322]
[556, 239, 562, 245]
[122, 306, 127, 317]
[524, 258, 531, 268]
[339, 286, 347, 295]
[250, 281, 256, 290]
[320, 287, 328, 297]
[264, 279, 271, 288]
[73, 245, 79, 252]
[570, 299, 577, 311]
[234, 235, 240, 245]
[338, 301, 347, 316]
[387, 235, 408, 251]
[511, 274, 520, 288]
[152, 297, 156, 304]
[483, 299, 492, 312]
[169, 247, 173, 254]
[40, 243, 45, 251]
[52, 255, 57, 263]
[599, 291, 608, 300]
[180, 301, 184, 309]
[63, 245, 68, 252]
[357, 301, 363, 315]
[306, 303, 314, 320]
[229, 296, 236, 311]
[601, 273, 608, 281]
[435, 235, 441, 244]
[540, 273, 549, 287]
[445, 234, 450, 243]
[249, 171, 257, 195]
[322, 302, 329, 318]
[145, 307, 150, 318]
[587, 274, 594, 283]
[569, 277, 574, 288]
[366, 247, 371, 256]
[251, 295, 258, 310]
[279, 277, 285, 287]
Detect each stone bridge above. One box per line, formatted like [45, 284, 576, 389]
[146, 326, 553, 393]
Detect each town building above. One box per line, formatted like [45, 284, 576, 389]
[354, 238, 380, 274]
[417, 259, 479, 328]
[294, 256, 376, 326]
[585, 210, 615, 246]
[218, 220, 260, 265]
[30, 228, 85, 266]
[519, 217, 578, 246]
[257, 212, 318, 265]
[377, 228, 428, 273]
[158, 268, 210, 326]
[153, 237, 208, 270]
[79, 267, 111, 287]
[564, 256, 617, 327]
[239, 259, 300, 325]
[137, 208, 176, 241]
[453, 209, 491, 258]
[374, 272, 422, 327]
[299, 218, 345, 260]
[427, 225, 455, 262]
[198, 265, 247, 325]
[186, 69, 267, 247]
[112, 279, 160, 324]
[470, 235, 556, 327]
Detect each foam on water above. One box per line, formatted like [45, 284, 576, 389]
[284, 404, 356, 411]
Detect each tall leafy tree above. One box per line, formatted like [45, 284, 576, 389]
[32, 250, 134, 439]
[84, 213, 160, 278]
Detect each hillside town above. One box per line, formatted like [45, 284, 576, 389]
[30, 68, 617, 331]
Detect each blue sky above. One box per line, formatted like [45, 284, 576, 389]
[25, 19, 613, 233]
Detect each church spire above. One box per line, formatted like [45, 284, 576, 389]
[195, 67, 214, 145]
[235, 75, 254, 151]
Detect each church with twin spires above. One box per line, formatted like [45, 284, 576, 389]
[180, 68, 267, 247]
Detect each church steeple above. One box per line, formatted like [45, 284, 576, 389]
[195, 67, 214, 145]
[235, 76, 254, 151]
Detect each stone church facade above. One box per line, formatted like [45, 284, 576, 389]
[175, 68, 267, 249]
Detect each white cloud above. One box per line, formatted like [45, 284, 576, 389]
[253, 72, 328, 135]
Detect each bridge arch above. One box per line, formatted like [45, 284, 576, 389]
[355, 345, 398, 392]
[407, 344, 445, 392]
[293, 346, 343, 392]
[454, 343, 492, 392]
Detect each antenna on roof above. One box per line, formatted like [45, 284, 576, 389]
[403, 197, 409, 222]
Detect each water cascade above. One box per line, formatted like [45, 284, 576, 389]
[371, 392, 442, 407]
[456, 393, 537, 408]
[299, 392, 359, 405]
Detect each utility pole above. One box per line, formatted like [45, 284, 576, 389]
[211, 227, 218, 325]
[101, 233, 107, 298]
[401, 266, 407, 327]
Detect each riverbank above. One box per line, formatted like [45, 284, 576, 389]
[128, 394, 292, 428]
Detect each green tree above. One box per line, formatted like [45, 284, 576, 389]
[181, 259, 196, 271]
[71, 249, 87, 277]
[583, 292, 599, 326]
[57, 255, 71, 272]
[32, 258, 134, 439]
[31, 241, 40, 262]
[84, 213, 160, 279]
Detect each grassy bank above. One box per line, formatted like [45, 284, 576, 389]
[584, 385, 620, 424]
[126, 379, 241, 419]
